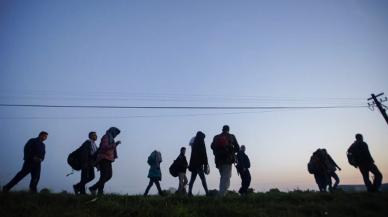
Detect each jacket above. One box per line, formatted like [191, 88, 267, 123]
[236, 151, 250, 173]
[79, 140, 97, 168]
[175, 154, 188, 173]
[347, 141, 374, 167]
[96, 134, 117, 162]
[189, 132, 208, 171]
[325, 154, 339, 172]
[211, 133, 240, 167]
[23, 137, 46, 162]
[148, 151, 162, 180]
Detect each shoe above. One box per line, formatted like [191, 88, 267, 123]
[89, 187, 97, 196]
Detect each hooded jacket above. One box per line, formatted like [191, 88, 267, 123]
[147, 150, 162, 180]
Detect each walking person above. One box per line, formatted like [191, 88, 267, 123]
[347, 134, 383, 192]
[308, 149, 329, 192]
[73, 132, 98, 195]
[321, 149, 341, 192]
[188, 131, 209, 196]
[144, 150, 164, 196]
[3, 131, 48, 193]
[236, 145, 251, 195]
[175, 147, 188, 194]
[211, 125, 240, 196]
[89, 127, 121, 196]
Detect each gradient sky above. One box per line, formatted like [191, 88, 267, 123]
[0, 0, 387, 195]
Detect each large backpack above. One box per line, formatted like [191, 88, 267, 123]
[307, 150, 321, 174]
[213, 134, 235, 166]
[216, 134, 230, 149]
[67, 144, 87, 171]
[347, 151, 357, 168]
[169, 160, 179, 177]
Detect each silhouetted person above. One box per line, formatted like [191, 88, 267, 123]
[175, 147, 188, 194]
[3, 131, 48, 193]
[144, 150, 164, 196]
[211, 125, 240, 196]
[73, 132, 98, 195]
[308, 149, 329, 192]
[188, 131, 209, 196]
[236, 145, 251, 195]
[321, 149, 341, 192]
[347, 134, 383, 192]
[89, 127, 121, 195]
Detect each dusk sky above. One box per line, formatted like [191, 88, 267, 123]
[0, 0, 387, 195]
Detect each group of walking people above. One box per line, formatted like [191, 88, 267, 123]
[2, 125, 251, 196]
[308, 133, 383, 193]
[1, 126, 383, 196]
[144, 125, 251, 196]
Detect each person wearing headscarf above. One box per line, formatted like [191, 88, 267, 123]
[89, 127, 121, 195]
[188, 131, 209, 196]
[144, 150, 164, 196]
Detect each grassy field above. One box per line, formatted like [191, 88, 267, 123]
[1, 190, 387, 217]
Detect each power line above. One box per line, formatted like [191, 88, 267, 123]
[0, 103, 367, 110]
[0, 110, 278, 120]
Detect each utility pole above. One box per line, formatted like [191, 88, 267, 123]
[368, 93, 388, 126]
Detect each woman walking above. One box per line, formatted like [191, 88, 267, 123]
[89, 127, 121, 196]
[144, 150, 164, 196]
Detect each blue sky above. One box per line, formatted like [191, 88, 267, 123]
[0, 0, 387, 194]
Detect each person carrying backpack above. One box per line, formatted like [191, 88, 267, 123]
[73, 132, 98, 195]
[236, 145, 251, 195]
[321, 149, 341, 192]
[308, 149, 329, 192]
[174, 147, 188, 194]
[89, 127, 121, 196]
[3, 131, 48, 193]
[188, 131, 209, 196]
[144, 150, 164, 196]
[211, 125, 240, 196]
[347, 134, 383, 192]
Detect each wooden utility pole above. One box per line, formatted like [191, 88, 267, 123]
[368, 93, 388, 126]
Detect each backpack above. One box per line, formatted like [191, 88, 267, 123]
[347, 151, 357, 167]
[169, 160, 179, 177]
[67, 143, 89, 171]
[307, 151, 321, 174]
[67, 149, 82, 171]
[307, 159, 318, 174]
[216, 134, 230, 149]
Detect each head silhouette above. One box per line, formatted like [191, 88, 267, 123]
[240, 145, 246, 152]
[180, 147, 186, 155]
[107, 127, 120, 138]
[222, 125, 230, 133]
[89, 131, 97, 141]
[38, 131, 48, 142]
[355, 133, 363, 142]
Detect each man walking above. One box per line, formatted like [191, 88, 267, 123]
[73, 132, 98, 195]
[3, 131, 48, 193]
[211, 125, 240, 196]
[347, 134, 383, 192]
